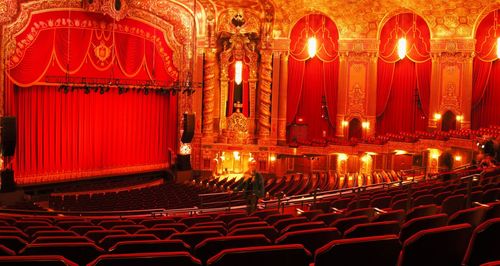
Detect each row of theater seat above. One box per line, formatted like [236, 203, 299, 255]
[0, 195, 499, 266]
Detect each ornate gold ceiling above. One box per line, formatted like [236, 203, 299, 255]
[1, 0, 500, 41]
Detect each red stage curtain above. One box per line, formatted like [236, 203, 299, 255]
[377, 13, 431, 134]
[14, 86, 177, 184]
[4, 10, 179, 184]
[287, 14, 339, 140]
[472, 9, 499, 129]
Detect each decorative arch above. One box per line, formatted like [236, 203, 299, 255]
[348, 118, 362, 140]
[376, 12, 431, 134]
[471, 9, 500, 129]
[286, 13, 339, 141]
[441, 110, 457, 132]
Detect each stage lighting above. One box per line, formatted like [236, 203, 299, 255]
[398, 38, 407, 59]
[235, 61, 243, 85]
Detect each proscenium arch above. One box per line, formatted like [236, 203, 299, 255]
[472, 3, 500, 38]
[287, 11, 337, 40]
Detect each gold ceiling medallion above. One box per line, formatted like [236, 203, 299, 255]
[218, 9, 260, 35]
[94, 41, 111, 64]
[83, 0, 129, 21]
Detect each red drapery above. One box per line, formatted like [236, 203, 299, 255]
[14, 86, 177, 184]
[472, 9, 500, 129]
[287, 14, 339, 140]
[376, 13, 431, 134]
[4, 10, 179, 184]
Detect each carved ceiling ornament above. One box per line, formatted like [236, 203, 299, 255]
[0, 0, 18, 24]
[218, 8, 261, 35]
[82, 0, 130, 21]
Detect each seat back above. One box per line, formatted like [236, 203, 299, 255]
[69, 225, 105, 235]
[463, 218, 500, 266]
[194, 235, 271, 264]
[275, 227, 341, 254]
[344, 221, 400, 238]
[370, 196, 392, 209]
[214, 213, 247, 224]
[109, 239, 190, 254]
[315, 235, 401, 266]
[273, 217, 308, 232]
[280, 221, 325, 234]
[264, 214, 293, 225]
[32, 236, 91, 244]
[412, 195, 434, 207]
[405, 204, 438, 222]
[98, 234, 158, 250]
[139, 218, 176, 228]
[398, 224, 472, 266]
[135, 228, 178, 239]
[0, 255, 78, 266]
[98, 220, 135, 229]
[88, 251, 201, 266]
[229, 221, 268, 232]
[441, 195, 465, 216]
[179, 216, 213, 227]
[206, 244, 311, 266]
[227, 226, 279, 242]
[110, 225, 147, 234]
[227, 217, 261, 228]
[32, 230, 78, 239]
[330, 215, 370, 233]
[0, 236, 28, 253]
[448, 206, 488, 228]
[152, 223, 188, 232]
[170, 231, 223, 248]
[312, 213, 344, 225]
[20, 242, 104, 265]
[485, 201, 500, 220]
[482, 188, 500, 203]
[371, 210, 405, 224]
[400, 213, 448, 243]
[84, 230, 128, 243]
[186, 225, 227, 235]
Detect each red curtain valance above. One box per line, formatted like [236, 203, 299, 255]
[289, 14, 339, 62]
[475, 10, 499, 62]
[379, 13, 431, 63]
[5, 10, 178, 87]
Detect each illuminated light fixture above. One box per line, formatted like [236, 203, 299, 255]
[270, 155, 277, 162]
[342, 120, 349, 127]
[454, 155, 462, 162]
[497, 37, 500, 59]
[456, 115, 463, 122]
[362, 121, 370, 129]
[397, 37, 407, 60]
[235, 61, 243, 85]
[429, 149, 441, 160]
[307, 37, 317, 58]
[394, 150, 407, 155]
[338, 153, 348, 161]
[179, 143, 192, 155]
[233, 151, 240, 160]
[434, 113, 442, 120]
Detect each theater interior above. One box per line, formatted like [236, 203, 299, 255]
[0, 0, 499, 265]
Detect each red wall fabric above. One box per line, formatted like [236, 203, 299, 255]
[377, 13, 431, 134]
[472, 9, 500, 129]
[287, 14, 339, 140]
[14, 86, 177, 184]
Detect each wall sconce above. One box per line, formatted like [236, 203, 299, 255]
[233, 151, 240, 160]
[270, 155, 277, 162]
[342, 120, 348, 127]
[362, 121, 370, 129]
[307, 37, 317, 58]
[434, 113, 442, 120]
[397, 37, 407, 60]
[338, 153, 348, 161]
[454, 155, 462, 162]
[235, 61, 243, 85]
[456, 115, 463, 122]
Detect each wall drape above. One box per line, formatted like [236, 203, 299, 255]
[287, 14, 339, 140]
[4, 10, 179, 184]
[376, 13, 431, 134]
[472, 9, 500, 129]
[14, 86, 177, 184]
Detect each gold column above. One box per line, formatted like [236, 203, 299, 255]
[461, 52, 473, 129]
[258, 50, 273, 143]
[336, 53, 348, 137]
[202, 50, 217, 139]
[428, 53, 440, 129]
[277, 53, 288, 144]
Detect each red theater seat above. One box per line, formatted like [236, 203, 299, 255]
[273, 217, 308, 232]
[441, 195, 465, 216]
[14, 221, 52, 230]
[110, 225, 147, 233]
[98, 234, 158, 250]
[371, 209, 405, 224]
[0, 255, 78, 266]
[186, 225, 227, 235]
[330, 215, 370, 233]
[312, 212, 344, 225]
[314, 235, 401, 266]
[0, 230, 29, 240]
[139, 218, 176, 228]
[135, 228, 178, 239]
[250, 209, 280, 220]
[84, 230, 128, 243]
[88, 252, 201, 266]
[344, 221, 400, 238]
[275, 227, 341, 254]
[206, 244, 311, 266]
[152, 223, 188, 232]
[214, 213, 247, 224]
[170, 231, 223, 248]
[31, 236, 91, 244]
[32, 230, 78, 239]
[399, 213, 448, 243]
[397, 224, 472, 266]
[448, 206, 488, 228]
[229, 221, 268, 232]
[19, 242, 104, 265]
[297, 210, 323, 221]
[0, 244, 15, 255]
[98, 220, 135, 230]
[108, 239, 191, 254]
[280, 221, 326, 234]
[370, 196, 392, 209]
[193, 221, 226, 228]
[227, 226, 279, 242]
[194, 235, 271, 264]
[0, 236, 28, 253]
[56, 221, 93, 230]
[463, 218, 500, 266]
[69, 225, 105, 235]
[264, 214, 294, 225]
[405, 204, 439, 222]
[179, 216, 213, 227]
[485, 201, 500, 220]
[24, 226, 62, 236]
[227, 217, 261, 228]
